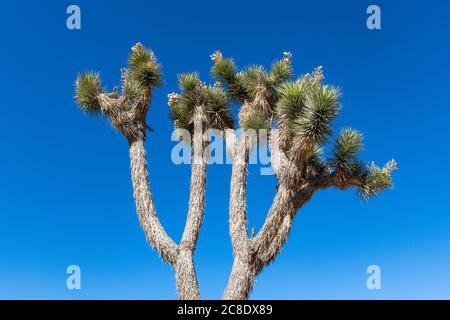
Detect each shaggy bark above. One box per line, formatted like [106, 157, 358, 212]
[126, 105, 208, 300]
[223, 169, 365, 299]
[222, 132, 257, 299]
[227, 140, 250, 255]
[129, 138, 179, 264]
[253, 184, 295, 256]
[222, 149, 252, 298]
[175, 249, 200, 299]
[221, 122, 368, 300]
[174, 155, 205, 300]
[175, 108, 208, 300]
[222, 251, 256, 300]
[257, 184, 316, 269]
[256, 174, 363, 275]
[222, 186, 297, 299]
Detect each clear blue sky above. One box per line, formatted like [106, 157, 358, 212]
[1, 0, 449, 299]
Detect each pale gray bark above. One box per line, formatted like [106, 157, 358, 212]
[257, 184, 315, 269]
[129, 138, 179, 264]
[175, 249, 201, 300]
[223, 167, 364, 299]
[222, 253, 256, 300]
[222, 185, 297, 300]
[253, 184, 295, 255]
[222, 132, 257, 299]
[175, 107, 208, 300]
[125, 103, 208, 300]
[174, 153, 206, 299]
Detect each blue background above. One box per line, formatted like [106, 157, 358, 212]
[1, 0, 449, 299]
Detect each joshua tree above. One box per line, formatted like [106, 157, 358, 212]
[74, 43, 396, 300]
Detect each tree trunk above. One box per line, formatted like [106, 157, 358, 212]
[128, 104, 210, 300]
[175, 249, 200, 300]
[228, 153, 249, 256]
[129, 138, 178, 264]
[175, 134, 207, 299]
[222, 183, 310, 300]
[222, 185, 294, 300]
[253, 184, 294, 256]
[222, 254, 256, 300]
[257, 183, 316, 269]
[222, 139, 255, 300]
[129, 138, 204, 299]
[173, 108, 208, 300]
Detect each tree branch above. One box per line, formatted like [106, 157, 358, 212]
[228, 139, 251, 255]
[256, 170, 365, 271]
[129, 138, 179, 265]
[180, 107, 208, 252]
[222, 128, 260, 299]
[176, 107, 208, 300]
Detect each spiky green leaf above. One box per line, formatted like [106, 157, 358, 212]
[205, 86, 234, 130]
[242, 114, 270, 131]
[75, 71, 103, 114]
[329, 128, 364, 171]
[275, 76, 318, 124]
[211, 58, 237, 83]
[178, 73, 200, 92]
[292, 85, 340, 144]
[128, 45, 163, 87]
[270, 60, 293, 84]
[358, 167, 393, 200]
